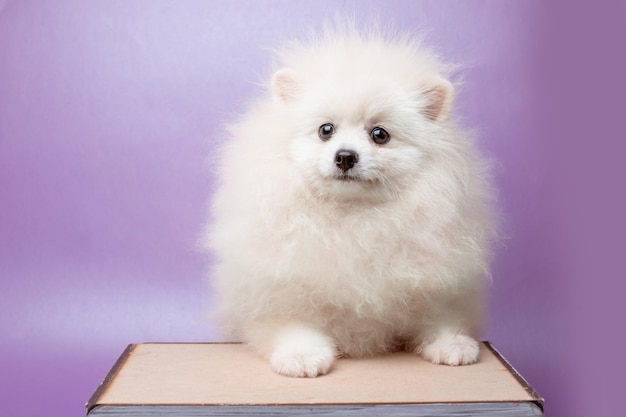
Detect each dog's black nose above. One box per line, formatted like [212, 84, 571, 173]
[335, 149, 359, 172]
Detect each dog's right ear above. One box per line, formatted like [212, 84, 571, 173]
[271, 68, 300, 103]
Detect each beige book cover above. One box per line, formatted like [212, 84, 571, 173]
[87, 342, 543, 416]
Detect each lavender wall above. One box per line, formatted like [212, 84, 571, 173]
[1, 1, 623, 416]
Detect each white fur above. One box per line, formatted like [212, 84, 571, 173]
[205, 29, 497, 377]
[269, 323, 336, 377]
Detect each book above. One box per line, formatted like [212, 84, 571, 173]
[86, 342, 543, 416]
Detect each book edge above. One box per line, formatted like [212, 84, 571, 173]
[88, 401, 543, 417]
[86, 344, 137, 414]
[484, 341, 544, 411]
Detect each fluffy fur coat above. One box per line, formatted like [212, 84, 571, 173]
[206, 29, 497, 377]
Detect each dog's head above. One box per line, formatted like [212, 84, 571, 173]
[270, 36, 456, 203]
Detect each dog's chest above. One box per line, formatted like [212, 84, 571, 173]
[271, 205, 422, 284]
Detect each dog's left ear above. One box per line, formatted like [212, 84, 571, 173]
[271, 68, 300, 103]
[420, 77, 455, 122]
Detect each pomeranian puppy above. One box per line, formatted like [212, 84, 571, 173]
[206, 28, 496, 378]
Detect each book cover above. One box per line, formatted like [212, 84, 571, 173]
[87, 342, 543, 416]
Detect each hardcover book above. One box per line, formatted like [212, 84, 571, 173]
[87, 342, 543, 416]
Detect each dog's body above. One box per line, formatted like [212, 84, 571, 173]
[207, 30, 496, 377]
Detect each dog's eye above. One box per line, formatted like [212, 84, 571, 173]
[371, 127, 390, 145]
[318, 123, 335, 141]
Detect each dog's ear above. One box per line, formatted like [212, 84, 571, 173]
[420, 77, 455, 122]
[271, 68, 300, 103]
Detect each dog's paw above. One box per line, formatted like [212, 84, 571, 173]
[418, 332, 480, 366]
[269, 325, 336, 377]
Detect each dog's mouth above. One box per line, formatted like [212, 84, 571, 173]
[331, 173, 380, 186]
[333, 173, 361, 182]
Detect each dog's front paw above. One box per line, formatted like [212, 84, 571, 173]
[418, 332, 480, 366]
[270, 325, 336, 377]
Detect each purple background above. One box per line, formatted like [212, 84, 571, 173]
[1, 1, 623, 416]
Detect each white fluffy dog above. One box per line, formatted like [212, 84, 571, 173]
[206, 29, 496, 377]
